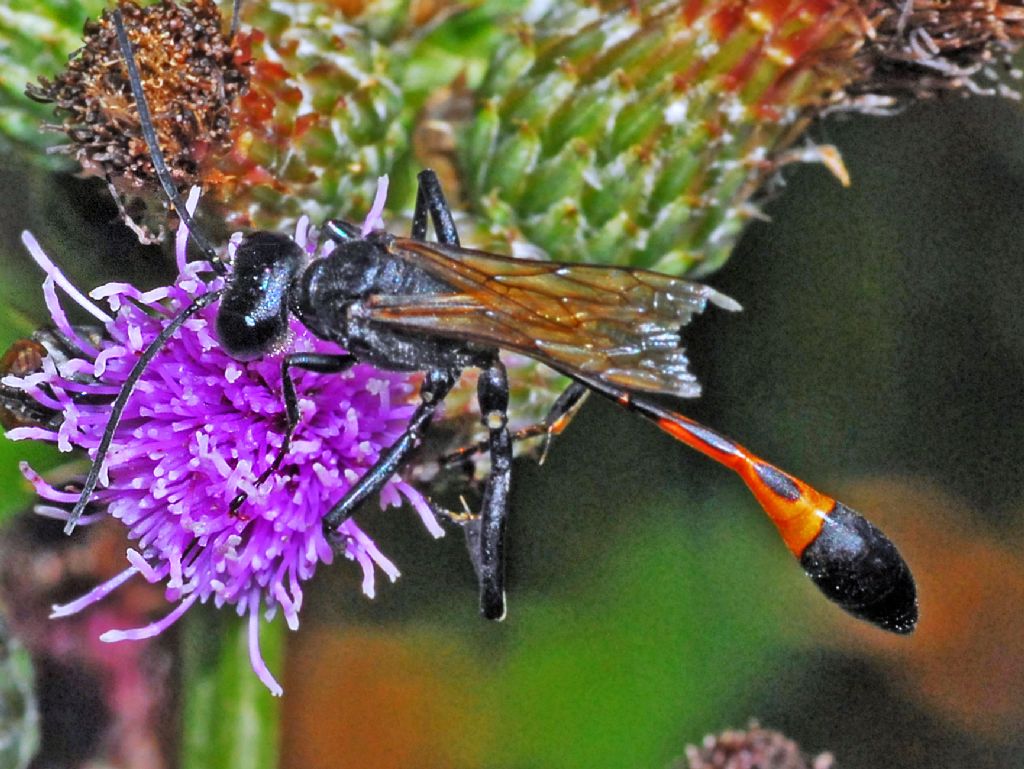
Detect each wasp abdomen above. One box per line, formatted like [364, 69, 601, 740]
[799, 502, 918, 634]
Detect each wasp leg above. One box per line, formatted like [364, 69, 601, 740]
[532, 381, 588, 464]
[414, 169, 460, 246]
[437, 381, 585, 620]
[440, 381, 590, 470]
[328, 167, 462, 244]
[231, 352, 357, 513]
[472, 356, 513, 620]
[322, 367, 459, 536]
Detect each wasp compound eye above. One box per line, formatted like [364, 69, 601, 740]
[216, 232, 305, 361]
[799, 501, 918, 633]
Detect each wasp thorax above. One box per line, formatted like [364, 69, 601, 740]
[216, 231, 306, 361]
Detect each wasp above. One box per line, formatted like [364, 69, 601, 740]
[61, 8, 916, 632]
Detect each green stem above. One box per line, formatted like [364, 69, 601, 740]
[180, 604, 284, 769]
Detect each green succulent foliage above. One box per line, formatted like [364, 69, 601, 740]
[462, 3, 775, 278]
[8, 0, 794, 280]
[222, 1, 408, 230]
[226, 0, 532, 230]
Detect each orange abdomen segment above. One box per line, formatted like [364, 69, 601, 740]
[737, 460, 829, 557]
[641, 401, 918, 633]
[738, 460, 918, 633]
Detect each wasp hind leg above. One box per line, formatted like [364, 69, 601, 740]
[439, 381, 590, 473]
[470, 356, 513, 621]
[434, 380, 590, 620]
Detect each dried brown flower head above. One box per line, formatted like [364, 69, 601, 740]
[25, 0, 249, 193]
[846, 0, 1024, 102]
[682, 724, 836, 769]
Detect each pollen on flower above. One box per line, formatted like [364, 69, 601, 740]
[3, 203, 438, 696]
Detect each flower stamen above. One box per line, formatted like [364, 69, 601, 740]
[51, 565, 141, 619]
[99, 592, 200, 642]
[360, 174, 390, 237]
[7, 221, 432, 695]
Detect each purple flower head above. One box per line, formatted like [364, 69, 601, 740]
[4, 183, 441, 696]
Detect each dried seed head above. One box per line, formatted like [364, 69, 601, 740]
[25, 0, 249, 193]
[845, 0, 1024, 100]
[682, 724, 835, 769]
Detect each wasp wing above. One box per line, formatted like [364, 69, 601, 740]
[360, 238, 740, 397]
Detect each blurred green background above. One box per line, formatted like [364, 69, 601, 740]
[2, 62, 1024, 769]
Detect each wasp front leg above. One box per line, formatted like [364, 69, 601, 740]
[321, 368, 458, 537]
[413, 169, 460, 246]
[231, 352, 357, 513]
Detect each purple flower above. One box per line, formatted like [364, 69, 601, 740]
[3, 187, 441, 695]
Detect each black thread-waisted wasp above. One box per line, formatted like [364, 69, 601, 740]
[56, 6, 916, 633]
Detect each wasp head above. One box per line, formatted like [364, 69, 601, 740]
[216, 231, 306, 360]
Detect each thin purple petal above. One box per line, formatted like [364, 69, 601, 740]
[21, 231, 112, 323]
[51, 565, 140, 618]
[19, 463, 81, 503]
[361, 175, 389, 236]
[248, 606, 283, 697]
[41, 276, 99, 358]
[34, 504, 103, 526]
[175, 187, 203, 273]
[99, 592, 199, 641]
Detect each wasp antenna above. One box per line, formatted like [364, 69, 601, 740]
[579, 376, 918, 634]
[111, 8, 225, 273]
[65, 289, 223, 534]
[229, 0, 243, 41]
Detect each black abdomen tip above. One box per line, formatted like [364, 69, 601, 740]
[800, 502, 918, 634]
